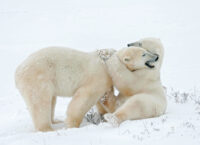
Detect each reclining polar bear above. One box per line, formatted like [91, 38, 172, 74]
[99, 38, 167, 126]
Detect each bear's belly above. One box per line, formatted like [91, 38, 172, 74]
[55, 65, 86, 97]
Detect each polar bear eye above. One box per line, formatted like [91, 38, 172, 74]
[142, 54, 146, 57]
[124, 58, 130, 62]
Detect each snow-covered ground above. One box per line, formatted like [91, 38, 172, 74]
[0, 89, 200, 145]
[0, 0, 200, 145]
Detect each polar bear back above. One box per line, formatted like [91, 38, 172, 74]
[15, 47, 109, 97]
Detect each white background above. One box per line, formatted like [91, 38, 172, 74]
[0, 0, 200, 145]
[1, 0, 200, 92]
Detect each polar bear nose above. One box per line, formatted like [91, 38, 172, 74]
[147, 52, 159, 62]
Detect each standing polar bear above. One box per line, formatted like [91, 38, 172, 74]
[100, 38, 167, 126]
[15, 47, 116, 131]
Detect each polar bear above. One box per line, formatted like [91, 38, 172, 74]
[101, 38, 167, 126]
[15, 47, 116, 131]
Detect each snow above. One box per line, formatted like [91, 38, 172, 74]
[0, 89, 200, 145]
[0, 0, 200, 145]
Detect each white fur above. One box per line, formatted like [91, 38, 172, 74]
[15, 47, 113, 131]
[104, 38, 167, 126]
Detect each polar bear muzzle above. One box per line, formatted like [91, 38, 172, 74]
[127, 42, 159, 69]
[145, 53, 159, 68]
[127, 42, 142, 47]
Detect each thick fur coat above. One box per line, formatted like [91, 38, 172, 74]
[102, 38, 167, 126]
[15, 47, 114, 131]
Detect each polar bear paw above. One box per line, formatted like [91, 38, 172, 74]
[104, 113, 120, 127]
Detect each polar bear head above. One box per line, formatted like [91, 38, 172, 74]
[127, 37, 164, 68]
[117, 46, 159, 72]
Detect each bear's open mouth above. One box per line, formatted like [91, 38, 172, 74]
[145, 61, 155, 68]
[145, 53, 159, 69]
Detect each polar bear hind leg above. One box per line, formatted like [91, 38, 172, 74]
[51, 96, 62, 124]
[105, 94, 163, 126]
[19, 79, 55, 131]
[24, 90, 53, 131]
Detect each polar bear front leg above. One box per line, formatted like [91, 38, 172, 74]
[96, 87, 116, 115]
[104, 113, 120, 127]
[66, 85, 104, 128]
